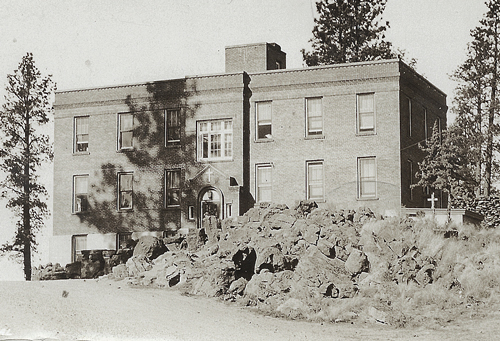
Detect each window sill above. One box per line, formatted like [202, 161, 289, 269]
[73, 151, 90, 156]
[356, 132, 376, 137]
[255, 138, 274, 143]
[117, 148, 134, 153]
[304, 135, 325, 140]
[356, 197, 379, 201]
[117, 209, 134, 213]
[198, 158, 234, 163]
[308, 198, 325, 203]
[72, 211, 89, 215]
[165, 142, 181, 148]
[164, 205, 181, 210]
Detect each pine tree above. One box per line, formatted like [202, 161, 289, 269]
[0, 53, 55, 280]
[451, 27, 490, 197]
[302, 0, 398, 66]
[453, 1, 500, 198]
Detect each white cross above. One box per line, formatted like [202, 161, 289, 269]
[427, 192, 438, 210]
[206, 168, 213, 183]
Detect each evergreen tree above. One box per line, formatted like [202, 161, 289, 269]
[302, 0, 398, 66]
[452, 0, 500, 198]
[0, 53, 55, 280]
[451, 27, 490, 197]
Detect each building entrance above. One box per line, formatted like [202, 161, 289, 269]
[199, 187, 223, 226]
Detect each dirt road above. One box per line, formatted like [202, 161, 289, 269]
[0, 279, 498, 340]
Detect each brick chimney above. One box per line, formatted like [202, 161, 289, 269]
[225, 42, 286, 73]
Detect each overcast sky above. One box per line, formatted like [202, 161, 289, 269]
[0, 0, 489, 279]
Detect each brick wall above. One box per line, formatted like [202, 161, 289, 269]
[247, 60, 403, 215]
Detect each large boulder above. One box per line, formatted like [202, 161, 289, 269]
[190, 259, 235, 297]
[132, 236, 168, 260]
[254, 245, 286, 274]
[65, 262, 82, 279]
[345, 249, 369, 275]
[112, 263, 129, 279]
[126, 255, 153, 277]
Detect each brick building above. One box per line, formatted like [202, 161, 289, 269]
[51, 43, 447, 265]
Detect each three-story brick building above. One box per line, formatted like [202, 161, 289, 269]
[51, 43, 447, 265]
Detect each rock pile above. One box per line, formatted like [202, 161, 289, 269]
[453, 196, 500, 228]
[105, 201, 378, 319]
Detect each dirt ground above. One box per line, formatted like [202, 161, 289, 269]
[0, 279, 499, 341]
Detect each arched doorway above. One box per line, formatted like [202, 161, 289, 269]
[198, 187, 223, 227]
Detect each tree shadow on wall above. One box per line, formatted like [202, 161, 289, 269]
[77, 79, 202, 235]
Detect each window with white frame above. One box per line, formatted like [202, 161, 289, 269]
[73, 175, 89, 213]
[165, 109, 181, 144]
[72, 235, 87, 262]
[307, 161, 324, 201]
[118, 172, 133, 210]
[357, 93, 375, 134]
[358, 157, 377, 199]
[166, 169, 181, 207]
[118, 113, 134, 150]
[117, 232, 133, 249]
[256, 101, 272, 139]
[256, 164, 272, 203]
[226, 203, 233, 218]
[188, 206, 195, 220]
[74, 116, 89, 152]
[306, 97, 323, 136]
[197, 120, 233, 161]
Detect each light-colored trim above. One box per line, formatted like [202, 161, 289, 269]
[256, 163, 273, 203]
[117, 171, 134, 211]
[72, 174, 89, 214]
[197, 118, 234, 161]
[357, 156, 377, 200]
[305, 97, 323, 138]
[255, 101, 273, 141]
[356, 93, 376, 135]
[306, 160, 325, 202]
[165, 168, 182, 208]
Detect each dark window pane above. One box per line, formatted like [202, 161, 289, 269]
[258, 124, 272, 139]
[120, 192, 132, 209]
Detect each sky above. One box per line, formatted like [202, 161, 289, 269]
[0, 0, 489, 279]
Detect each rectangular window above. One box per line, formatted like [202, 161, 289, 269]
[73, 175, 89, 213]
[408, 160, 414, 201]
[358, 157, 377, 199]
[408, 97, 412, 137]
[118, 172, 133, 210]
[188, 206, 195, 220]
[118, 113, 134, 150]
[256, 164, 272, 203]
[307, 161, 324, 201]
[256, 101, 272, 139]
[74, 116, 89, 152]
[438, 118, 442, 143]
[166, 109, 181, 144]
[226, 203, 233, 218]
[117, 232, 133, 249]
[306, 97, 323, 136]
[357, 94, 375, 134]
[424, 108, 428, 141]
[72, 235, 87, 263]
[166, 169, 181, 207]
[197, 119, 233, 161]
